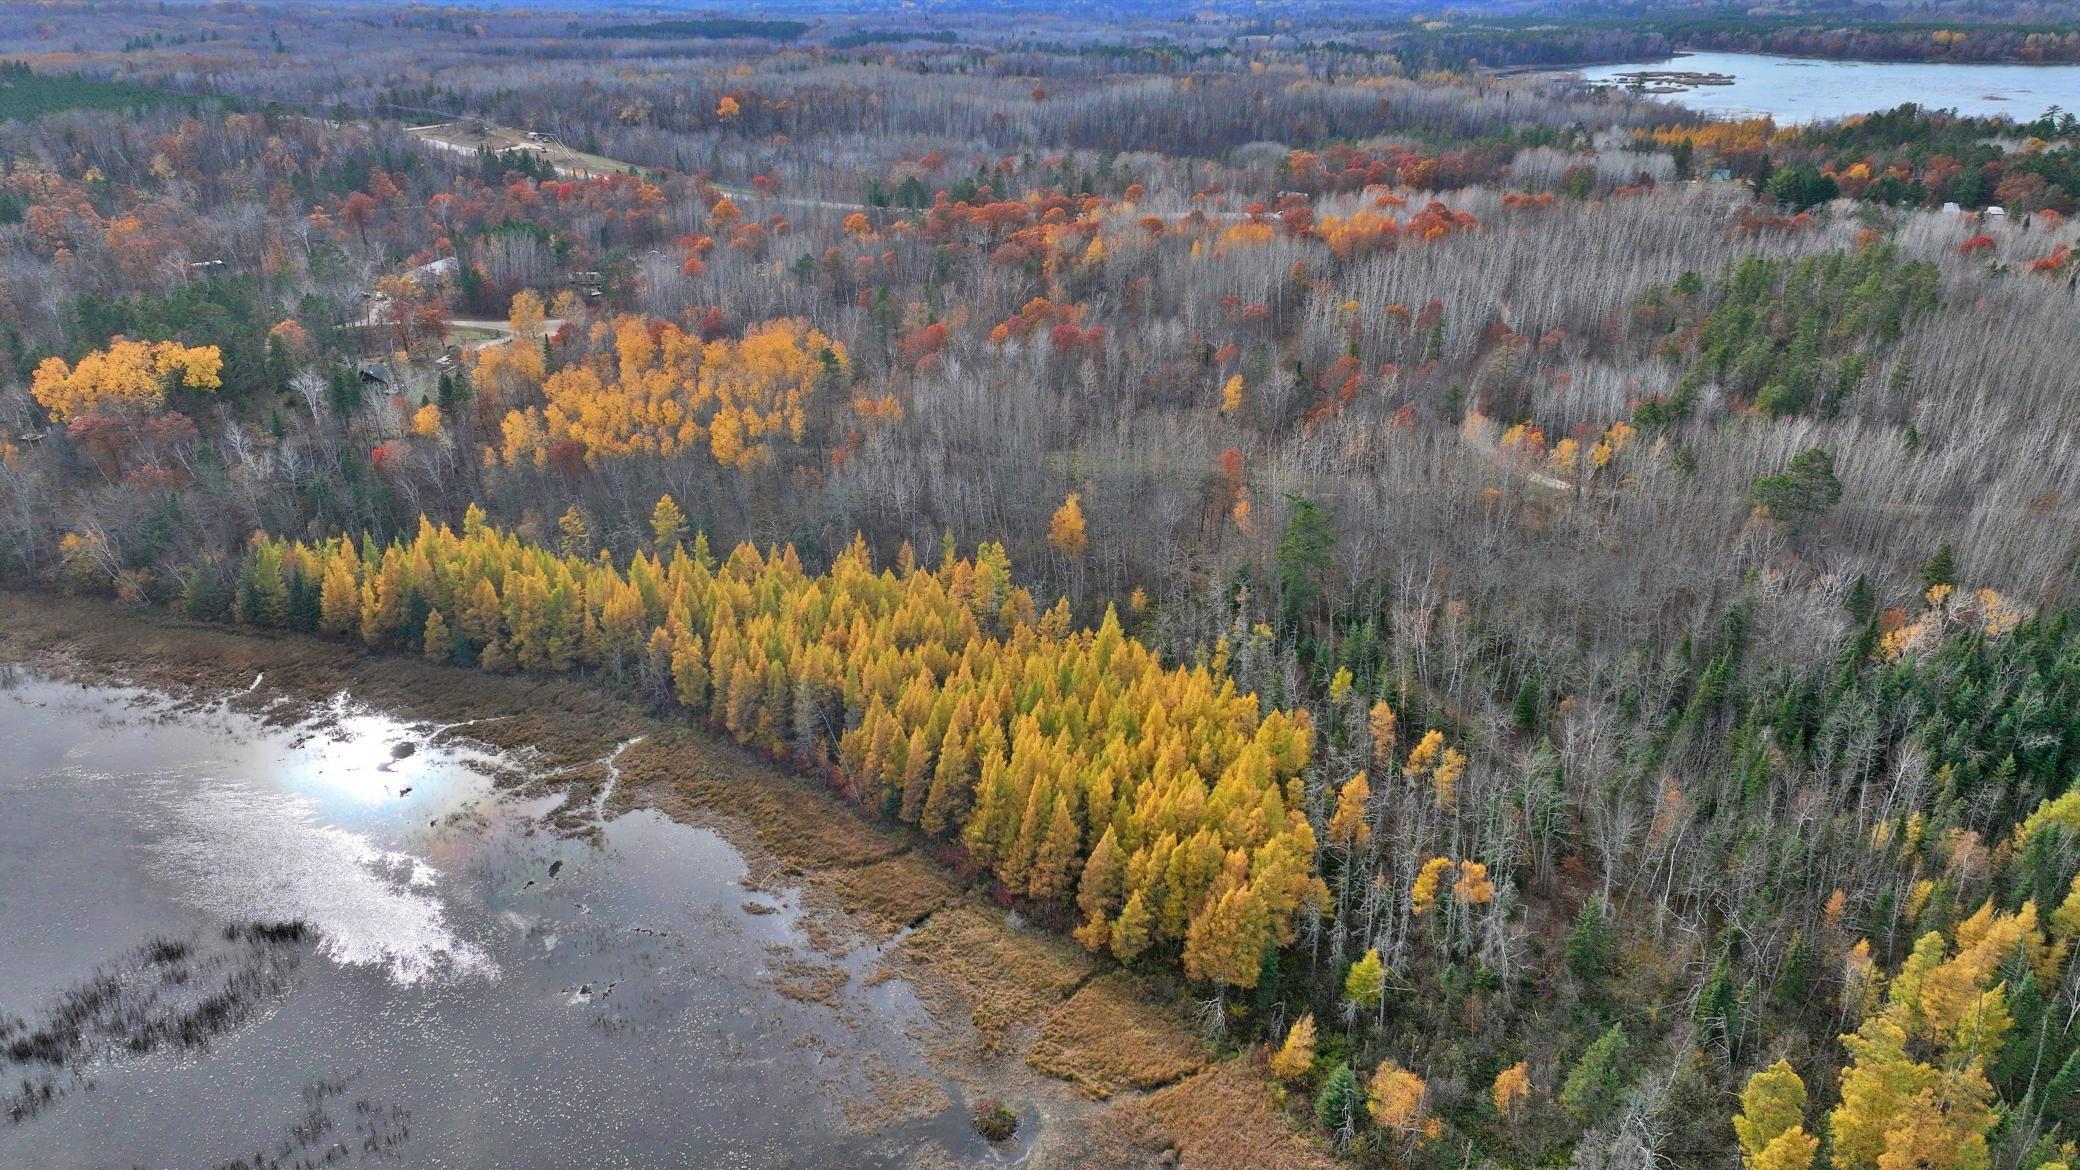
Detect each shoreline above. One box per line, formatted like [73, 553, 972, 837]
[0, 590, 1334, 1170]
[1526, 48, 2080, 75]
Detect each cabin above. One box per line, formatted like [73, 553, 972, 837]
[405, 256, 459, 286]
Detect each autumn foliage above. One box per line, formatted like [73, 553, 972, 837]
[229, 504, 1327, 990]
[31, 337, 223, 423]
[496, 316, 845, 471]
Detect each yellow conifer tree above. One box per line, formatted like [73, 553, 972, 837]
[1048, 494, 1088, 558]
[1271, 1014, 1317, 1084]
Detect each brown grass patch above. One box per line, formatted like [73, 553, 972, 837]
[1026, 975, 1204, 1098]
[912, 1147, 978, 1170]
[767, 955, 850, 1006]
[840, 1055, 951, 1135]
[819, 853, 961, 931]
[1096, 1060, 1338, 1170]
[896, 905, 1090, 1054]
[796, 896, 872, 959]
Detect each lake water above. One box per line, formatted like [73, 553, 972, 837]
[1574, 51, 2080, 122]
[0, 672, 1022, 1169]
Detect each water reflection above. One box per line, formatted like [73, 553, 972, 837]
[0, 673, 1013, 1168]
[149, 778, 495, 983]
[1572, 51, 2080, 122]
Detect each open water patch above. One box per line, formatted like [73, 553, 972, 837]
[0, 670, 1034, 1168]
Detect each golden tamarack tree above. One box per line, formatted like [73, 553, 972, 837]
[495, 316, 844, 471]
[237, 499, 1327, 989]
[1731, 836, 2080, 1170]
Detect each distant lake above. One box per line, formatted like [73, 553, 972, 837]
[1572, 51, 2080, 123]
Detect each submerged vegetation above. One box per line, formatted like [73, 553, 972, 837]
[3, 922, 311, 1123]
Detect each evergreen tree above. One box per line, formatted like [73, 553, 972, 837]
[1315, 1061, 1359, 1135]
[1750, 448, 1843, 534]
[1919, 544, 1957, 592]
[1561, 1024, 1631, 1123]
[1276, 497, 1335, 641]
[1566, 897, 1614, 982]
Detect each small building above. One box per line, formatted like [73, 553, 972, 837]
[405, 256, 459, 286]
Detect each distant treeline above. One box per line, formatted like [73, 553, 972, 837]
[827, 28, 958, 49]
[0, 61, 189, 122]
[1019, 40, 1234, 63]
[581, 19, 809, 42]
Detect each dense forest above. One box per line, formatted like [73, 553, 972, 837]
[0, 59, 193, 121]
[4, 2, 2080, 1169]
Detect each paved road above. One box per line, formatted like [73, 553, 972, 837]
[446, 318, 566, 349]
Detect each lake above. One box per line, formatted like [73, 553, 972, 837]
[0, 671, 1027, 1169]
[1573, 51, 2080, 122]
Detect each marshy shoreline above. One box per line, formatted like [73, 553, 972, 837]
[0, 590, 1330, 1170]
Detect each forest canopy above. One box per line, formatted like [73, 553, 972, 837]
[3, 4, 2080, 1167]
